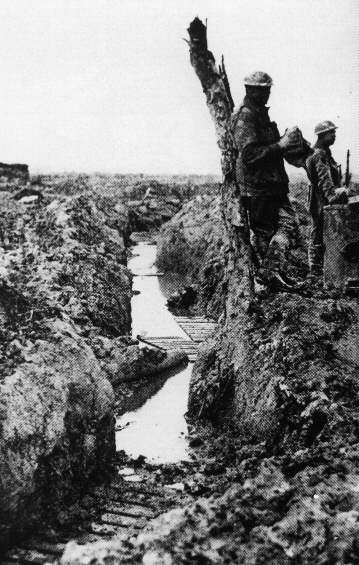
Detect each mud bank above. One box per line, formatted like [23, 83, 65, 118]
[177, 198, 359, 560]
[0, 179, 193, 553]
[0, 189, 132, 551]
[156, 194, 226, 317]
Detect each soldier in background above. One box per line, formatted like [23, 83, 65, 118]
[305, 120, 348, 278]
[232, 71, 304, 291]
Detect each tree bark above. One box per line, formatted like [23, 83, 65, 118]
[186, 18, 254, 308]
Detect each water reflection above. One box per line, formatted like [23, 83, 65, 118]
[129, 243, 188, 339]
[116, 363, 192, 463]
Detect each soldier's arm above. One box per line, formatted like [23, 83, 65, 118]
[234, 114, 281, 166]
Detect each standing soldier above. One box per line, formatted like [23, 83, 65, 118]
[305, 120, 348, 277]
[232, 71, 304, 291]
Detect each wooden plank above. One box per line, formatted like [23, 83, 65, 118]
[178, 322, 216, 329]
[100, 513, 146, 528]
[136, 335, 165, 349]
[186, 334, 213, 339]
[176, 327, 215, 331]
[142, 336, 191, 340]
[178, 319, 215, 322]
[188, 333, 213, 336]
[144, 346, 197, 352]
[90, 522, 121, 536]
[174, 315, 209, 320]
[21, 543, 66, 556]
[110, 494, 156, 511]
[177, 330, 214, 337]
[76, 532, 119, 544]
[178, 329, 215, 333]
[144, 337, 194, 342]
[151, 347, 198, 352]
[104, 502, 155, 518]
[140, 339, 198, 350]
[146, 341, 196, 346]
[145, 339, 197, 345]
[175, 321, 215, 325]
[183, 329, 214, 333]
[174, 319, 215, 323]
[5, 548, 54, 564]
[152, 338, 192, 341]
[110, 483, 166, 497]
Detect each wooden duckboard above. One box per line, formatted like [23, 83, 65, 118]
[138, 316, 216, 362]
[173, 316, 216, 343]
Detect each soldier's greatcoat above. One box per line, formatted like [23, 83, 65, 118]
[305, 145, 341, 273]
[232, 96, 289, 197]
[232, 96, 296, 274]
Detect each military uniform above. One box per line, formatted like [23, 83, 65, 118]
[232, 95, 297, 275]
[305, 145, 341, 273]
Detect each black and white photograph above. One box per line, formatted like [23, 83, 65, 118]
[0, 1, 357, 563]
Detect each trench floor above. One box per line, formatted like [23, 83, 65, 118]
[4, 461, 188, 564]
[4, 235, 217, 563]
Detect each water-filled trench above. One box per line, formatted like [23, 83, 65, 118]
[115, 241, 192, 464]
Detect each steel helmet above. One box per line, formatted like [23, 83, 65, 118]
[314, 120, 338, 136]
[244, 71, 273, 87]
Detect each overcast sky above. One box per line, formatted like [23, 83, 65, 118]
[0, 0, 356, 175]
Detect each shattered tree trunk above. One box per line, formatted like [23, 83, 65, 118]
[187, 17, 254, 308]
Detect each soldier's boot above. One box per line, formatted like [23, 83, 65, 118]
[272, 271, 305, 291]
[261, 232, 302, 291]
[256, 267, 297, 292]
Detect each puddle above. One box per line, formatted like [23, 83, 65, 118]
[116, 240, 191, 464]
[130, 243, 188, 339]
[116, 363, 191, 464]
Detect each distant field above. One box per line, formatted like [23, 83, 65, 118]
[30, 172, 222, 202]
[29, 170, 358, 206]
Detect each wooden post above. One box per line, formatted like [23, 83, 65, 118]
[323, 204, 359, 290]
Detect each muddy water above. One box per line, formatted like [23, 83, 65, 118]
[129, 243, 188, 339]
[116, 242, 191, 464]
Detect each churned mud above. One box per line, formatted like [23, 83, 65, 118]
[0, 174, 211, 557]
[3, 173, 359, 564]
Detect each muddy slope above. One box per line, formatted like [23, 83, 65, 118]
[185, 199, 359, 559]
[156, 194, 226, 317]
[0, 191, 131, 551]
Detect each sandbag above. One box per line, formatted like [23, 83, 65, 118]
[283, 127, 313, 168]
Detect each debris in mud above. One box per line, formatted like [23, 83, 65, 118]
[124, 475, 145, 483]
[164, 483, 185, 492]
[118, 467, 136, 477]
[188, 435, 203, 448]
[167, 285, 197, 311]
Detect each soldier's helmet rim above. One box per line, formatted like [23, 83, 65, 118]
[314, 120, 338, 135]
[244, 71, 273, 87]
